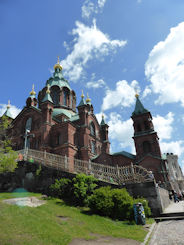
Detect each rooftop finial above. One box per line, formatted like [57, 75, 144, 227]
[86, 92, 91, 103]
[54, 56, 62, 70]
[135, 90, 139, 98]
[30, 84, 36, 96]
[7, 100, 10, 108]
[81, 90, 84, 98]
[46, 84, 50, 94]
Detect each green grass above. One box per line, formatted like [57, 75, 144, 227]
[0, 191, 150, 245]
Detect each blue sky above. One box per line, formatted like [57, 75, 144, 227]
[1, 0, 184, 170]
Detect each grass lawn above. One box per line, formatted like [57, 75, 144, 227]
[0, 191, 153, 245]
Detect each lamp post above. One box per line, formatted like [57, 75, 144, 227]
[24, 129, 34, 158]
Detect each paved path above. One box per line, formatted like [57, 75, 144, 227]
[163, 200, 184, 213]
[149, 201, 184, 245]
[149, 220, 184, 245]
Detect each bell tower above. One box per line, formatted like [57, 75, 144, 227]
[131, 94, 162, 162]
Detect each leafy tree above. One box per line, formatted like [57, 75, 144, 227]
[0, 115, 18, 173]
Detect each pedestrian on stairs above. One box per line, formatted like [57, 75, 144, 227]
[173, 191, 179, 203]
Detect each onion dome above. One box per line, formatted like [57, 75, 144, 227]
[29, 84, 36, 98]
[86, 93, 91, 105]
[54, 56, 62, 71]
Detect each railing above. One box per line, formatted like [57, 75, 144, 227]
[17, 149, 154, 184]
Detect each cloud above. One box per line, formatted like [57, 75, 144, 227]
[142, 86, 152, 98]
[86, 78, 106, 89]
[145, 22, 184, 106]
[160, 141, 184, 157]
[153, 112, 174, 140]
[101, 80, 139, 111]
[108, 112, 134, 151]
[62, 20, 127, 82]
[82, 0, 107, 19]
[0, 104, 21, 119]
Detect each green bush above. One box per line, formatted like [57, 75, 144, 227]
[88, 186, 114, 216]
[50, 178, 71, 198]
[133, 198, 151, 217]
[111, 188, 134, 220]
[72, 173, 97, 206]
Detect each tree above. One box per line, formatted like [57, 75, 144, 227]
[0, 115, 18, 173]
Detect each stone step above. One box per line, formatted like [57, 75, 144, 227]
[160, 212, 184, 217]
[155, 216, 184, 223]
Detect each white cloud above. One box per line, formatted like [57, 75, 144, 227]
[82, 0, 107, 19]
[108, 112, 134, 151]
[62, 20, 127, 82]
[142, 86, 152, 98]
[86, 78, 106, 89]
[0, 104, 21, 119]
[160, 141, 184, 157]
[102, 80, 139, 111]
[145, 22, 184, 106]
[153, 112, 174, 140]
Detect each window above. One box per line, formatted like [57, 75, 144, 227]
[51, 87, 60, 105]
[91, 141, 96, 154]
[57, 133, 61, 145]
[143, 141, 151, 153]
[25, 117, 32, 131]
[144, 121, 149, 130]
[90, 122, 95, 136]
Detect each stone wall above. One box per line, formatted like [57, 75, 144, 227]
[157, 186, 172, 212]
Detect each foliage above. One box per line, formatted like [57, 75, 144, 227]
[0, 115, 18, 173]
[50, 178, 72, 198]
[88, 186, 114, 216]
[88, 187, 148, 221]
[36, 164, 42, 176]
[111, 188, 134, 220]
[72, 173, 97, 206]
[133, 197, 151, 217]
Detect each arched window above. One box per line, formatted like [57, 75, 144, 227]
[25, 117, 32, 131]
[57, 133, 61, 145]
[70, 94, 73, 108]
[91, 141, 96, 154]
[143, 141, 151, 153]
[90, 122, 95, 136]
[51, 86, 60, 105]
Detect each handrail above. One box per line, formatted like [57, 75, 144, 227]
[17, 149, 154, 184]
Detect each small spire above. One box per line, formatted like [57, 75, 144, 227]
[135, 93, 139, 98]
[46, 84, 50, 94]
[54, 56, 62, 70]
[30, 84, 36, 96]
[86, 93, 91, 103]
[100, 113, 106, 125]
[81, 90, 84, 98]
[7, 100, 11, 109]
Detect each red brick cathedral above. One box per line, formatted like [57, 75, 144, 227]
[7, 59, 168, 184]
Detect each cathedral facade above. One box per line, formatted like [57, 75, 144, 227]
[4, 58, 183, 189]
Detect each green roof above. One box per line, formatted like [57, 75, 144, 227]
[132, 96, 148, 116]
[112, 151, 135, 159]
[78, 97, 86, 107]
[46, 70, 71, 90]
[52, 108, 76, 119]
[42, 93, 53, 103]
[70, 114, 80, 122]
[3, 108, 13, 119]
[100, 117, 106, 126]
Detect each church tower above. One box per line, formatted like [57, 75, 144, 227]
[131, 94, 162, 162]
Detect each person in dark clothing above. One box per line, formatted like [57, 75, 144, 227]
[173, 191, 179, 203]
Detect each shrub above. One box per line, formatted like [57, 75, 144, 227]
[50, 178, 71, 198]
[111, 188, 134, 220]
[133, 197, 151, 217]
[88, 186, 114, 216]
[72, 173, 97, 206]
